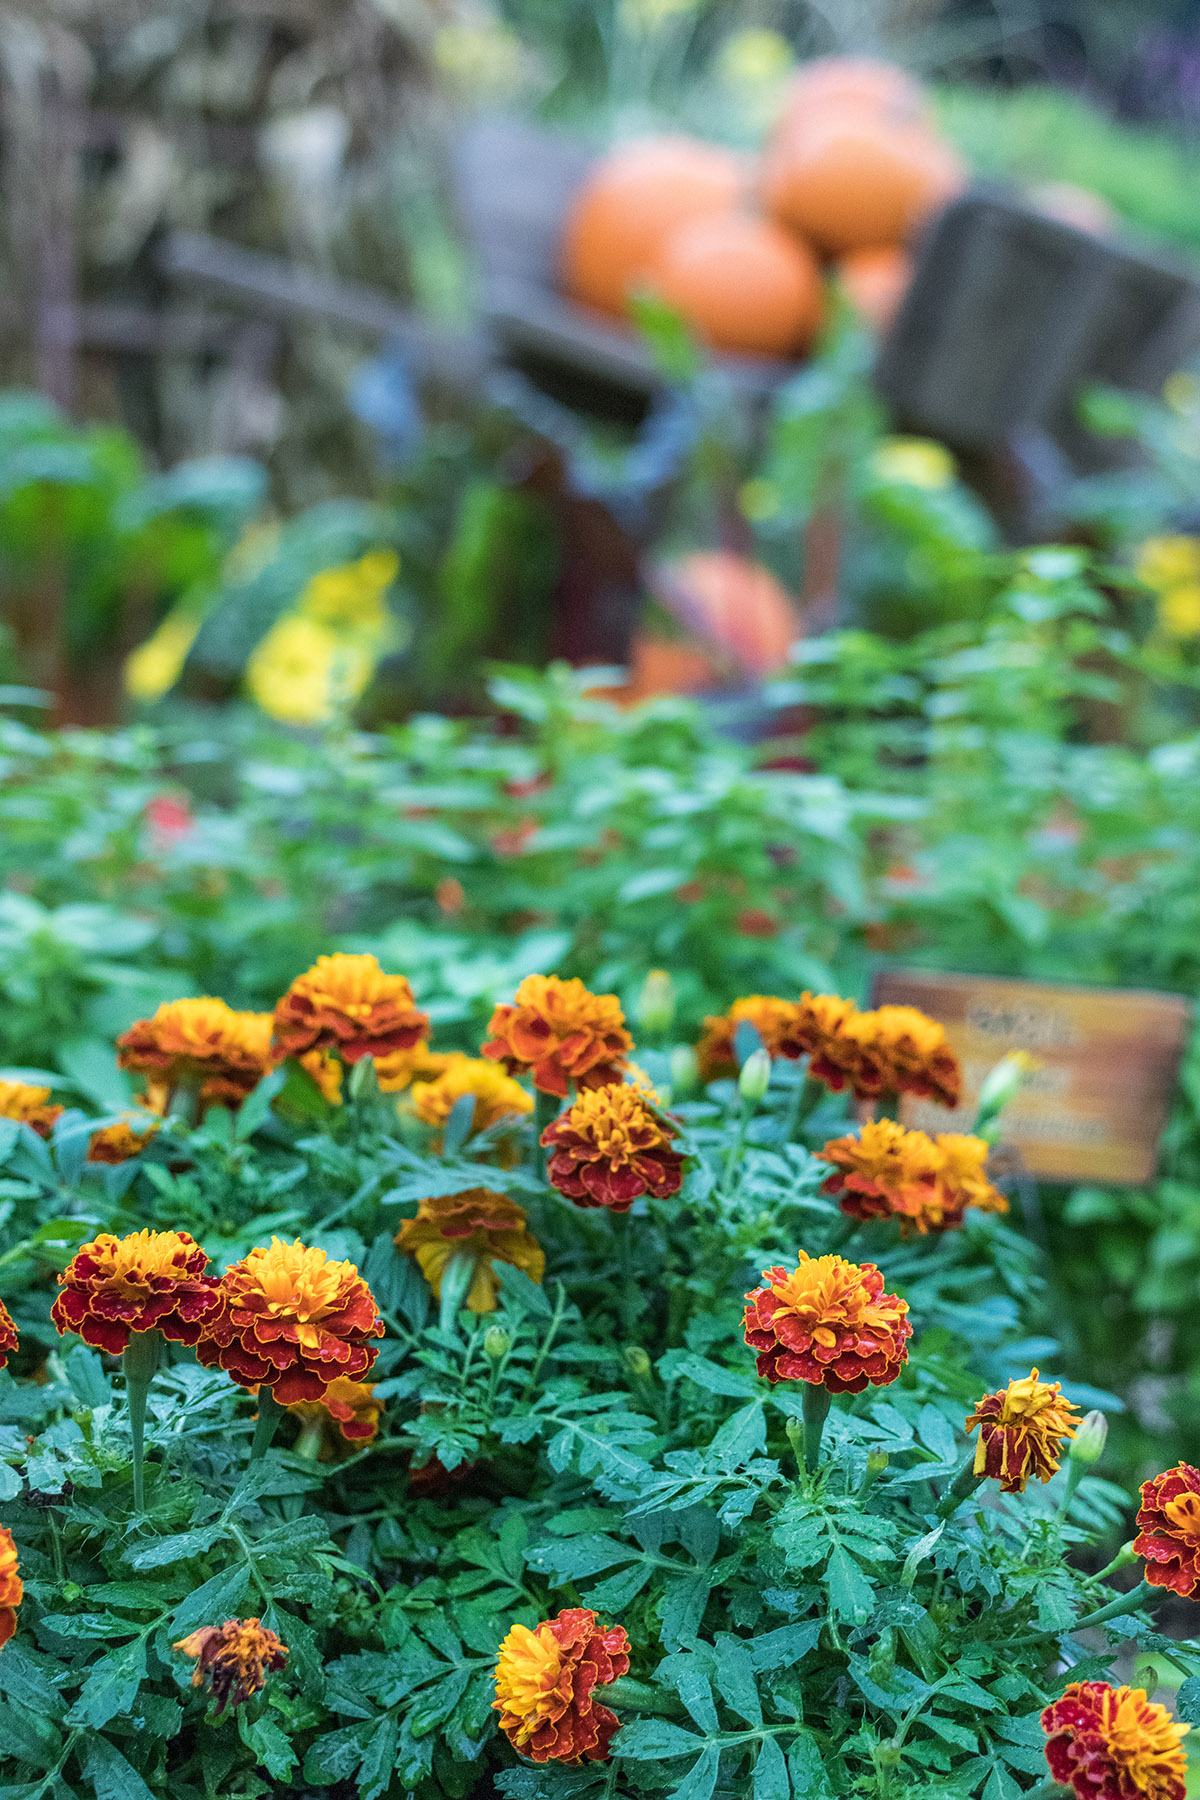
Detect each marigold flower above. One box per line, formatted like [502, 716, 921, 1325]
[87, 1113, 161, 1164]
[845, 1004, 961, 1108]
[374, 1042, 456, 1093]
[287, 1376, 381, 1451]
[695, 994, 814, 1079]
[196, 1238, 383, 1403]
[117, 999, 273, 1108]
[410, 1057, 533, 1139]
[1134, 1462, 1200, 1598]
[51, 1230, 222, 1355]
[743, 1251, 911, 1392]
[174, 1617, 288, 1716]
[818, 1121, 1008, 1235]
[493, 1607, 630, 1763]
[272, 953, 428, 1066]
[482, 974, 632, 1098]
[965, 1368, 1080, 1493]
[0, 1526, 22, 1650]
[1041, 1682, 1188, 1800]
[298, 1049, 343, 1105]
[541, 1083, 684, 1211]
[0, 1078, 63, 1138]
[396, 1190, 545, 1312]
[0, 1299, 16, 1367]
[934, 1132, 1009, 1226]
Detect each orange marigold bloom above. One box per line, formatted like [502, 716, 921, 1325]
[287, 1376, 381, 1450]
[1041, 1682, 1188, 1800]
[196, 1238, 383, 1403]
[117, 999, 273, 1108]
[374, 1042, 456, 1093]
[845, 1004, 961, 1108]
[541, 1083, 684, 1211]
[0, 1078, 63, 1138]
[818, 1121, 1008, 1235]
[0, 1299, 17, 1368]
[174, 1617, 287, 1717]
[87, 1113, 161, 1164]
[695, 995, 813, 1080]
[1134, 1462, 1200, 1599]
[743, 1251, 911, 1393]
[482, 975, 632, 1098]
[410, 1057, 533, 1138]
[298, 1048, 343, 1105]
[272, 953, 428, 1066]
[397, 1190, 545, 1313]
[0, 1526, 21, 1651]
[493, 1607, 629, 1763]
[51, 1230, 222, 1355]
[965, 1368, 1080, 1493]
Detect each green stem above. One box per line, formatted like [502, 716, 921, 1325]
[1071, 1578, 1156, 1634]
[785, 1072, 825, 1143]
[251, 1389, 286, 1460]
[721, 1103, 754, 1188]
[604, 1676, 686, 1717]
[936, 1454, 982, 1519]
[123, 1329, 162, 1513]
[533, 1089, 559, 1182]
[802, 1384, 832, 1475]
[1056, 1459, 1086, 1522]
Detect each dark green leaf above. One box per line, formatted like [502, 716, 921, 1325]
[81, 1737, 155, 1800]
[753, 1737, 790, 1800]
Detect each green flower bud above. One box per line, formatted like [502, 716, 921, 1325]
[635, 969, 676, 1037]
[61, 1582, 84, 1604]
[623, 1345, 652, 1379]
[974, 1051, 1037, 1136]
[669, 1044, 699, 1095]
[1069, 1409, 1108, 1468]
[483, 1326, 512, 1361]
[867, 1450, 889, 1475]
[738, 1047, 772, 1105]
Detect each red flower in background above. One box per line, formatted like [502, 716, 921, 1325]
[1134, 1462, 1200, 1598]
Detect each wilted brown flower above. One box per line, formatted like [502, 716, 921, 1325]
[174, 1617, 287, 1715]
[965, 1368, 1080, 1493]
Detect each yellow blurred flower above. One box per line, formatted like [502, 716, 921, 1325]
[1136, 537, 1200, 640]
[124, 609, 202, 702]
[871, 437, 956, 490]
[298, 550, 398, 639]
[1159, 583, 1200, 639]
[719, 27, 793, 89]
[245, 615, 372, 726]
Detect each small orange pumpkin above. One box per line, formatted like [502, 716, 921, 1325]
[652, 550, 801, 681]
[640, 212, 825, 357]
[837, 244, 912, 332]
[774, 56, 929, 137]
[762, 113, 964, 255]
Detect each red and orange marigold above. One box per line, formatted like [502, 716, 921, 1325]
[1134, 1462, 1200, 1599]
[743, 1251, 911, 1392]
[542, 1083, 684, 1212]
[1041, 1681, 1189, 1800]
[493, 1607, 629, 1763]
[817, 1120, 1008, 1235]
[0, 1299, 16, 1368]
[87, 1113, 161, 1164]
[0, 1078, 63, 1138]
[846, 1004, 961, 1108]
[0, 1526, 21, 1650]
[287, 1376, 382, 1451]
[196, 1238, 382, 1404]
[396, 1190, 545, 1312]
[51, 1230, 222, 1355]
[964, 1368, 1080, 1494]
[174, 1617, 288, 1716]
[695, 995, 815, 1080]
[117, 999, 273, 1108]
[272, 953, 428, 1066]
[482, 975, 632, 1098]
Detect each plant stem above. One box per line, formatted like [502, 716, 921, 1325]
[533, 1089, 559, 1182]
[123, 1328, 162, 1513]
[251, 1389, 286, 1460]
[936, 1454, 982, 1519]
[785, 1072, 824, 1143]
[1071, 1578, 1156, 1634]
[604, 1676, 686, 1716]
[802, 1384, 832, 1475]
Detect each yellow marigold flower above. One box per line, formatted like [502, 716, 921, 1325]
[0, 1078, 62, 1139]
[287, 1375, 381, 1452]
[273, 953, 429, 1067]
[482, 974, 632, 1098]
[1042, 1681, 1188, 1800]
[246, 614, 373, 726]
[743, 1251, 911, 1392]
[124, 608, 202, 702]
[299, 549, 398, 637]
[374, 1042, 456, 1093]
[933, 1132, 1009, 1227]
[0, 1300, 16, 1368]
[410, 1057, 533, 1139]
[542, 1083, 684, 1211]
[51, 1229, 222, 1355]
[117, 999, 273, 1109]
[0, 1526, 22, 1650]
[87, 1113, 161, 1164]
[817, 1120, 1008, 1235]
[396, 1190, 544, 1313]
[965, 1368, 1080, 1493]
[1160, 582, 1200, 640]
[493, 1607, 629, 1763]
[174, 1617, 287, 1716]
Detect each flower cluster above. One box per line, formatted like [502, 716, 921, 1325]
[52, 1230, 222, 1355]
[397, 1190, 545, 1312]
[1041, 1681, 1189, 1800]
[0, 1526, 21, 1650]
[743, 1252, 911, 1391]
[965, 1369, 1080, 1493]
[1134, 1462, 1200, 1598]
[493, 1608, 629, 1763]
[483, 975, 631, 1097]
[174, 1617, 288, 1716]
[273, 953, 429, 1066]
[87, 1113, 161, 1164]
[696, 993, 838, 1078]
[0, 1078, 63, 1138]
[542, 1083, 684, 1211]
[817, 1119, 1008, 1234]
[117, 999, 272, 1109]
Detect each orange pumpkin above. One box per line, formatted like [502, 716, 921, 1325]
[762, 113, 964, 255]
[837, 244, 912, 332]
[640, 212, 825, 357]
[652, 551, 800, 680]
[560, 136, 746, 317]
[774, 56, 929, 137]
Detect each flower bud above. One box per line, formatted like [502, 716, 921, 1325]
[739, 1047, 772, 1106]
[635, 969, 675, 1037]
[974, 1050, 1038, 1135]
[867, 1449, 889, 1475]
[1069, 1409, 1108, 1468]
[623, 1345, 652, 1379]
[483, 1326, 512, 1361]
[669, 1044, 699, 1095]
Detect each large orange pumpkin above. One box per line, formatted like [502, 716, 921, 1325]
[652, 550, 801, 680]
[762, 114, 964, 255]
[640, 212, 824, 357]
[837, 244, 912, 333]
[774, 56, 929, 137]
[560, 136, 746, 317]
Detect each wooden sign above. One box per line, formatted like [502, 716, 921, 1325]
[870, 969, 1192, 1184]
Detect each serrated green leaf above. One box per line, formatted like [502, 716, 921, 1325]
[826, 1545, 874, 1625]
[753, 1736, 790, 1800]
[616, 1718, 705, 1759]
[81, 1737, 155, 1800]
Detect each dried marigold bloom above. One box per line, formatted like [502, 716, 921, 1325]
[493, 1607, 630, 1763]
[0, 1078, 63, 1139]
[410, 1057, 533, 1138]
[87, 1113, 161, 1164]
[0, 1299, 17, 1368]
[743, 1251, 911, 1393]
[51, 1230, 222, 1355]
[196, 1238, 383, 1404]
[272, 953, 428, 1066]
[482, 974, 632, 1098]
[287, 1376, 381, 1451]
[845, 1004, 962, 1108]
[1134, 1462, 1200, 1599]
[965, 1368, 1080, 1494]
[1041, 1682, 1189, 1800]
[541, 1083, 684, 1212]
[117, 999, 273, 1108]
[0, 1526, 22, 1650]
[397, 1190, 545, 1313]
[174, 1617, 288, 1717]
[818, 1121, 1008, 1235]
